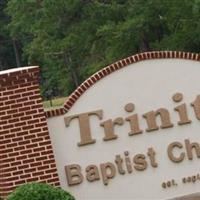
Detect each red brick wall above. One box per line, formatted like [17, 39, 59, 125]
[0, 66, 60, 198]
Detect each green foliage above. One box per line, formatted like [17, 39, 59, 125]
[0, 0, 16, 70]
[6, 183, 75, 200]
[1, 0, 200, 97]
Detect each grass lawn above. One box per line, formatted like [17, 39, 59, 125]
[43, 97, 67, 110]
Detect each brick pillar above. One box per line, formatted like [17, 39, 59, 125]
[0, 66, 60, 198]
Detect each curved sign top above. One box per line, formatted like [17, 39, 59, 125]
[47, 51, 200, 200]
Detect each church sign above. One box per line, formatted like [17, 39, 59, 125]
[46, 51, 200, 199]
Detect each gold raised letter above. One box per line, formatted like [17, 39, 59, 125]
[125, 103, 143, 136]
[86, 165, 100, 182]
[185, 139, 200, 160]
[133, 154, 147, 171]
[100, 162, 116, 185]
[174, 104, 191, 125]
[143, 108, 173, 132]
[126, 114, 143, 136]
[167, 142, 185, 163]
[147, 147, 158, 168]
[172, 93, 191, 125]
[100, 117, 123, 141]
[65, 164, 83, 186]
[191, 95, 200, 120]
[115, 155, 125, 175]
[64, 110, 103, 146]
[124, 151, 133, 173]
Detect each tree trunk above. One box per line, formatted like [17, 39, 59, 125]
[64, 52, 79, 88]
[139, 32, 151, 52]
[0, 58, 3, 71]
[12, 39, 21, 67]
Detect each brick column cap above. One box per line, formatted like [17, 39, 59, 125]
[0, 66, 39, 76]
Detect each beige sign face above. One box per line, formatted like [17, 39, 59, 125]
[47, 58, 200, 200]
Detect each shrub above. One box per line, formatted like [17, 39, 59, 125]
[6, 183, 75, 200]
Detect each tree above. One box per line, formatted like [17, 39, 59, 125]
[0, 0, 16, 70]
[6, 183, 75, 200]
[4, 0, 200, 98]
